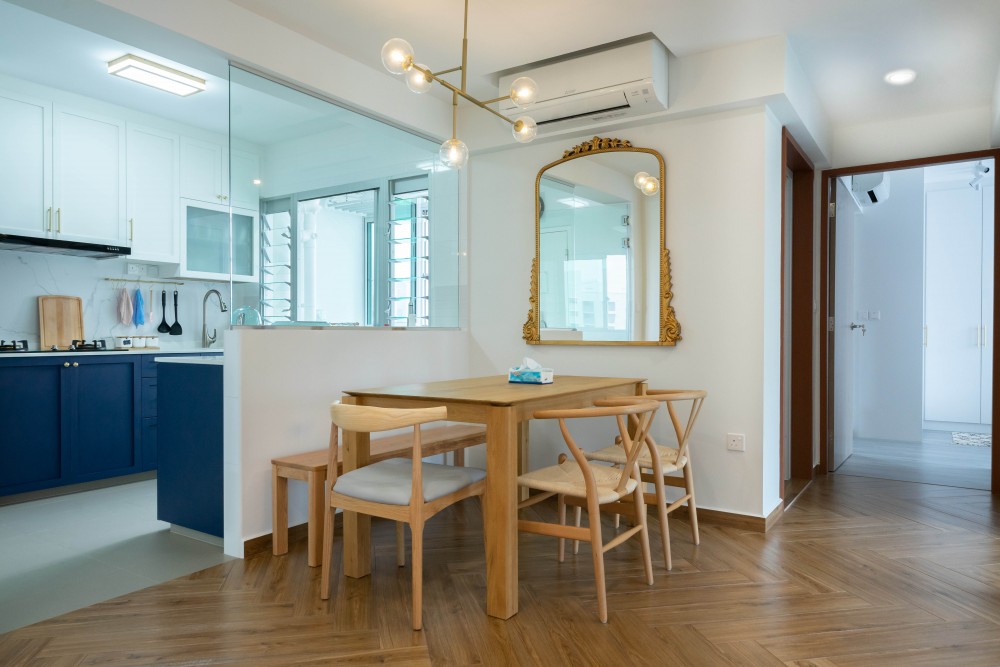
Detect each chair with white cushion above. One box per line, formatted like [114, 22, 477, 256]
[583, 389, 706, 570]
[320, 403, 486, 631]
[516, 398, 659, 623]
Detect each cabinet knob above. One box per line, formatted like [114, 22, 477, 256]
[73, 362, 79, 367]
[64, 362, 70, 367]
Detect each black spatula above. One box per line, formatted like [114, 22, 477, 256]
[157, 290, 170, 333]
[169, 290, 183, 336]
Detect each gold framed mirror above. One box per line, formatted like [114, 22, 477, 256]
[523, 137, 681, 346]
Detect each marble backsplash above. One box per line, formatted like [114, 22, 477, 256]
[0, 251, 231, 350]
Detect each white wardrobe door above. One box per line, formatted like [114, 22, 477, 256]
[982, 184, 994, 425]
[925, 187, 982, 423]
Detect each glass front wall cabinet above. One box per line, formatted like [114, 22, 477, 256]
[228, 65, 460, 327]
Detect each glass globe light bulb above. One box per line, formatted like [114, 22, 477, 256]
[509, 76, 538, 108]
[641, 176, 660, 196]
[381, 38, 414, 75]
[439, 138, 469, 169]
[633, 171, 650, 189]
[406, 64, 433, 93]
[512, 116, 537, 143]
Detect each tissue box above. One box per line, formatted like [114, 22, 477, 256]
[508, 367, 554, 384]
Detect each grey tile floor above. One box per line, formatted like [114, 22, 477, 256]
[0, 479, 230, 634]
[835, 429, 991, 490]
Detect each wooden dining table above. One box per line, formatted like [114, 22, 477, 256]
[340, 374, 646, 619]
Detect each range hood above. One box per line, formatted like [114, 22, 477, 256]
[0, 233, 131, 259]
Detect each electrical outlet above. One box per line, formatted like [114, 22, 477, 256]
[126, 262, 147, 276]
[726, 433, 745, 452]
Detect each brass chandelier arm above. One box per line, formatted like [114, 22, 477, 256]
[410, 63, 515, 125]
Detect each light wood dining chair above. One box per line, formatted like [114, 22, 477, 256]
[583, 389, 706, 570]
[516, 398, 659, 623]
[320, 403, 486, 631]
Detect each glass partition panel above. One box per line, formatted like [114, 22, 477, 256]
[228, 65, 460, 327]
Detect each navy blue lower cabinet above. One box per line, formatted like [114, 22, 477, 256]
[69, 357, 141, 482]
[0, 357, 65, 495]
[156, 361, 223, 537]
[0, 354, 141, 496]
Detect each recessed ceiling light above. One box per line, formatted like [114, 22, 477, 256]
[107, 54, 206, 96]
[884, 68, 917, 86]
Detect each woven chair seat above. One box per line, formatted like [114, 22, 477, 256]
[517, 460, 638, 503]
[587, 443, 687, 474]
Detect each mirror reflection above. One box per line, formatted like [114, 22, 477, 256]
[525, 139, 679, 345]
[229, 66, 460, 328]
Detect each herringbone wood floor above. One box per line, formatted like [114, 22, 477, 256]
[2, 474, 999, 665]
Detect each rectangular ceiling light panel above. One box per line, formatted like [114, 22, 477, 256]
[107, 54, 206, 96]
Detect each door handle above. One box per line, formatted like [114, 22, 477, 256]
[850, 322, 866, 336]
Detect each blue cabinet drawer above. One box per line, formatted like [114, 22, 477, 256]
[141, 377, 157, 416]
[141, 355, 158, 378]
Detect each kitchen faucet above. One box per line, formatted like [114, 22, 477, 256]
[202, 289, 229, 348]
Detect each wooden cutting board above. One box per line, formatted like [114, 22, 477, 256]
[38, 296, 84, 350]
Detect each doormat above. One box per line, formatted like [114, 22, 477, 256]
[952, 432, 992, 447]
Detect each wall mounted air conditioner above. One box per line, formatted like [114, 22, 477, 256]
[848, 173, 890, 210]
[498, 37, 668, 130]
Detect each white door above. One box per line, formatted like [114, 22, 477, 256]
[924, 187, 982, 423]
[540, 228, 570, 329]
[126, 125, 179, 262]
[832, 179, 857, 470]
[53, 106, 126, 244]
[0, 90, 51, 237]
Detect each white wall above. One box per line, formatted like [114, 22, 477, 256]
[223, 327, 470, 556]
[852, 168, 925, 442]
[466, 107, 782, 519]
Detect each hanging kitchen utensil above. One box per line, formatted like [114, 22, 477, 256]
[148, 287, 153, 322]
[169, 290, 183, 335]
[157, 290, 170, 333]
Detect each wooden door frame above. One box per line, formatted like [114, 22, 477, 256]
[819, 148, 1000, 492]
[780, 128, 815, 501]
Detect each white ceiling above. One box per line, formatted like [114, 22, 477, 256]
[2, 0, 997, 142]
[227, 0, 1000, 128]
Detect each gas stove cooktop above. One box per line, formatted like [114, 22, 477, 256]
[0, 339, 110, 353]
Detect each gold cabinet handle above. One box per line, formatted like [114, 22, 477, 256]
[47, 207, 52, 232]
[129, 218, 134, 242]
[73, 362, 79, 367]
[63, 362, 70, 367]
[56, 208, 61, 233]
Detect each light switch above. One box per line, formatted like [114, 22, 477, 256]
[870, 310, 881, 320]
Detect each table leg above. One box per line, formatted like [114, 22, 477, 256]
[485, 405, 518, 619]
[342, 396, 371, 578]
[517, 421, 529, 502]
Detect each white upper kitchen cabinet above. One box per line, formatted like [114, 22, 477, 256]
[126, 124, 179, 263]
[0, 89, 52, 237]
[230, 148, 261, 211]
[52, 106, 126, 245]
[180, 136, 228, 205]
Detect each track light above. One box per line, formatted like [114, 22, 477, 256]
[970, 163, 990, 190]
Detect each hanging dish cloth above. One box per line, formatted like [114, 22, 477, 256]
[117, 287, 133, 326]
[133, 288, 145, 326]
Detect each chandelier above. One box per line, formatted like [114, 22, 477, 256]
[380, 0, 539, 169]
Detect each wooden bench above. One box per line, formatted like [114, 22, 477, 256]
[272, 423, 487, 566]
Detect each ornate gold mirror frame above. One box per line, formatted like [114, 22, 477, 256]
[523, 137, 681, 346]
